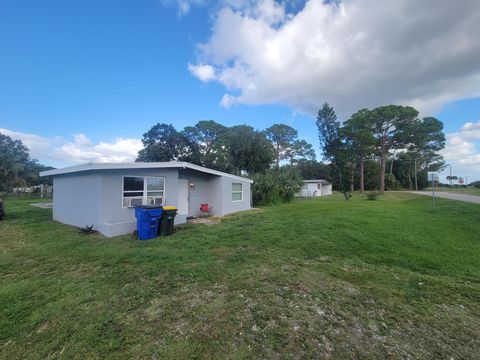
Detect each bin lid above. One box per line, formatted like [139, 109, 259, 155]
[162, 205, 177, 210]
[135, 205, 163, 209]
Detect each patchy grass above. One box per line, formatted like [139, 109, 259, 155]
[0, 193, 479, 359]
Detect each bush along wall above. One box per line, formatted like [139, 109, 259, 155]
[251, 165, 303, 206]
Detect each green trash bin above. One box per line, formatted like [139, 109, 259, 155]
[159, 206, 177, 236]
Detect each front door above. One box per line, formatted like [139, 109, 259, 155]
[177, 179, 189, 215]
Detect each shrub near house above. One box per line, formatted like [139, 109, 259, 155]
[251, 166, 303, 206]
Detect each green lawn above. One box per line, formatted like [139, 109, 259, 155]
[1, 194, 479, 359]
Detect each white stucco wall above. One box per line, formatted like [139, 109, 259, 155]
[321, 184, 332, 196]
[220, 177, 252, 215]
[51, 167, 252, 237]
[98, 168, 180, 237]
[178, 169, 251, 217]
[52, 173, 102, 228]
[178, 169, 211, 218]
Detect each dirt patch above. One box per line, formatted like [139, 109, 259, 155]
[36, 318, 56, 334]
[209, 247, 235, 255]
[30, 203, 53, 209]
[188, 217, 221, 226]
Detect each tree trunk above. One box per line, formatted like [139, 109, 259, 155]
[414, 158, 418, 191]
[389, 149, 396, 174]
[380, 153, 386, 193]
[407, 156, 412, 190]
[350, 162, 354, 192]
[275, 143, 280, 168]
[359, 157, 365, 193]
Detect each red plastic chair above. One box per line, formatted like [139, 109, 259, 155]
[200, 203, 209, 216]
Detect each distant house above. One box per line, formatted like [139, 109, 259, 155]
[297, 180, 332, 197]
[40, 162, 253, 237]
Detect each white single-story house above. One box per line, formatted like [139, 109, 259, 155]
[297, 180, 332, 197]
[40, 162, 253, 237]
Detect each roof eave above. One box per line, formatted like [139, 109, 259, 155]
[39, 162, 253, 184]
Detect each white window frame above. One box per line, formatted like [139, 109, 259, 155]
[122, 176, 166, 208]
[232, 183, 243, 202]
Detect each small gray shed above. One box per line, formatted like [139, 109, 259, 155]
[40, 162, 253, 237]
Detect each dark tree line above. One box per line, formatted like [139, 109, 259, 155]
[137, 121, 316, 175]
[316, 103, 446, 195]
[137, 121, 322, 206]
[0, 133, 54, 192]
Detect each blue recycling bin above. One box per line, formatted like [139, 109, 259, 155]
[134, 205, 163, 240]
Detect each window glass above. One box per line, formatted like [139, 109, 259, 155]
[147, 177, 164, 191]
[232, 183, 242, 192]
[123, 176, 165, 207]
[124, 177, 144, 191]
[232, 183, 243, 201]
[123, 191, 143, 197]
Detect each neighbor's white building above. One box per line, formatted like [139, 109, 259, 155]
[297, 180, 332, 197]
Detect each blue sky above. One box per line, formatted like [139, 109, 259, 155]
[1, 0, 479, 182]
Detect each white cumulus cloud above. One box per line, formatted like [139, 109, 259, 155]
[441, 121, 480, 181]
[188, 63, 216, 82]
[0, 128, 143, 167]
[189, 0, 480, 115]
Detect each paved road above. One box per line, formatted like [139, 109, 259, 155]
[409, 191, 480, 204]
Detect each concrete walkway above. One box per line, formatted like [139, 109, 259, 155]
[409, 191, 480, 204]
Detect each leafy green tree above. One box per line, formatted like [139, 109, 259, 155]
[182, 120, 229, 171]
[224, 125, 274, 175]
[342, 109, 376, 193]
[362, 160, 381, 190]
[316, 103, 341, 161]
[370, 105, 418, 193]
[295, 159, 330, 181]
[0, 133, 30, 191]
[26, 161, 55, 186]
[384, 173, 401, 190]
[285, 140, 316, 164]
[316, 102, 351, 199]
[276, 165, 304, 202]
[137, 123, 198, 162]
[264, 124, 316, 166]
[387, 117, 445, 190]
[405, 117, 446, 190]
[0, 133, 53, 192]
[251, 165, 303, 206]
[264, 124, 298, 168]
